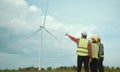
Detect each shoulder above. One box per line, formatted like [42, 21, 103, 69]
[100, 42, 103, 45]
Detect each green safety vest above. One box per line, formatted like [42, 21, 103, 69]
[76, 39, 89, 56]
[92, 43, 99, 59]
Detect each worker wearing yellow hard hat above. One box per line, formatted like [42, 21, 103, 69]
[90, 36, 99, 72]
[91, 36, 99, 43]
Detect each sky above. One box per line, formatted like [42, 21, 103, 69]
[0, 0, 120, 69]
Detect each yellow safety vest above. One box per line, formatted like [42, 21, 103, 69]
[92, 43, 99, 59]
[76, 39, 89, 56]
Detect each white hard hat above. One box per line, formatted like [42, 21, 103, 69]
[81, 31, 87, 36]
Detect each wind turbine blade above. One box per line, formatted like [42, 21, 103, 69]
[43, 0, 49, 27]
[28, 28, 41, 38]
[36, 28, 42, 33]
[44, 28, 62, 44]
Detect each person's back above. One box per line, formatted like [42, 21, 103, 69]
[76, 38, 90, 72]
[76, 38, 89, 56]
[98, 37, 104, 72]
[90, 36, 99, 72]
[98, 42, 104, 59]
[66, 32, 92, 72]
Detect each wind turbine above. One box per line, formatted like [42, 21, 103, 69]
[33, 0, 62, 71]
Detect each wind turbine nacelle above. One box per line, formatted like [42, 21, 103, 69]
[40, 26, 44, 29]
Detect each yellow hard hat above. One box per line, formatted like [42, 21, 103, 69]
[91, 36, 99, 42]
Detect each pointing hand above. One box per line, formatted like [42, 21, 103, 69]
[65, 33, 69, 36]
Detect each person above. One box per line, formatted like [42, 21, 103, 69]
[90, 36, 99, 72]
[65, 32, 92, 72]
[98, 36, 104, 72]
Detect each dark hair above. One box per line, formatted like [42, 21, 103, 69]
[98, 39, 100, 42]
[82, 35, 87, 38]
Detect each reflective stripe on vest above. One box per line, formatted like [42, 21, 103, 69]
[76, 39, 88, 56]
[92, 43, 99, 59]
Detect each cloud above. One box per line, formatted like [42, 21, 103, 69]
[54, 12, 60, 16]
[0, 0, 27, 26]
[0, 0, 42, 34]
[0, 52, 38, 69]
[0, 0, 98, 56]
[0, 0, 97, 35]
[2, 0, 120, 69]
[29, 5, 40, 12]
[44, 15, 97, 37]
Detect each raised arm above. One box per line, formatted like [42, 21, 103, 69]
[65, 33, 79, 44]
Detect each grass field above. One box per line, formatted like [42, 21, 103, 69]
[0, 66, 120, 72]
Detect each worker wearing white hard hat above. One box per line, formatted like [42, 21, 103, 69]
[66, 31, 92, 72]
[81, 31, 87, 36]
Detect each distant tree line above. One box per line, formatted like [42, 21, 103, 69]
[0, 66, 120, 72]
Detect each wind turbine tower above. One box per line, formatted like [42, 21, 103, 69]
[34, 0, 62, 71]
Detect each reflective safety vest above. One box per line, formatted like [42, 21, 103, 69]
[76, 39, 89, 56]
[92, 43, 99, 59]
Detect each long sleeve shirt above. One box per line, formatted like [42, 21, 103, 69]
[98, 42, 104, 58]
[67, 34, 92, 59]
